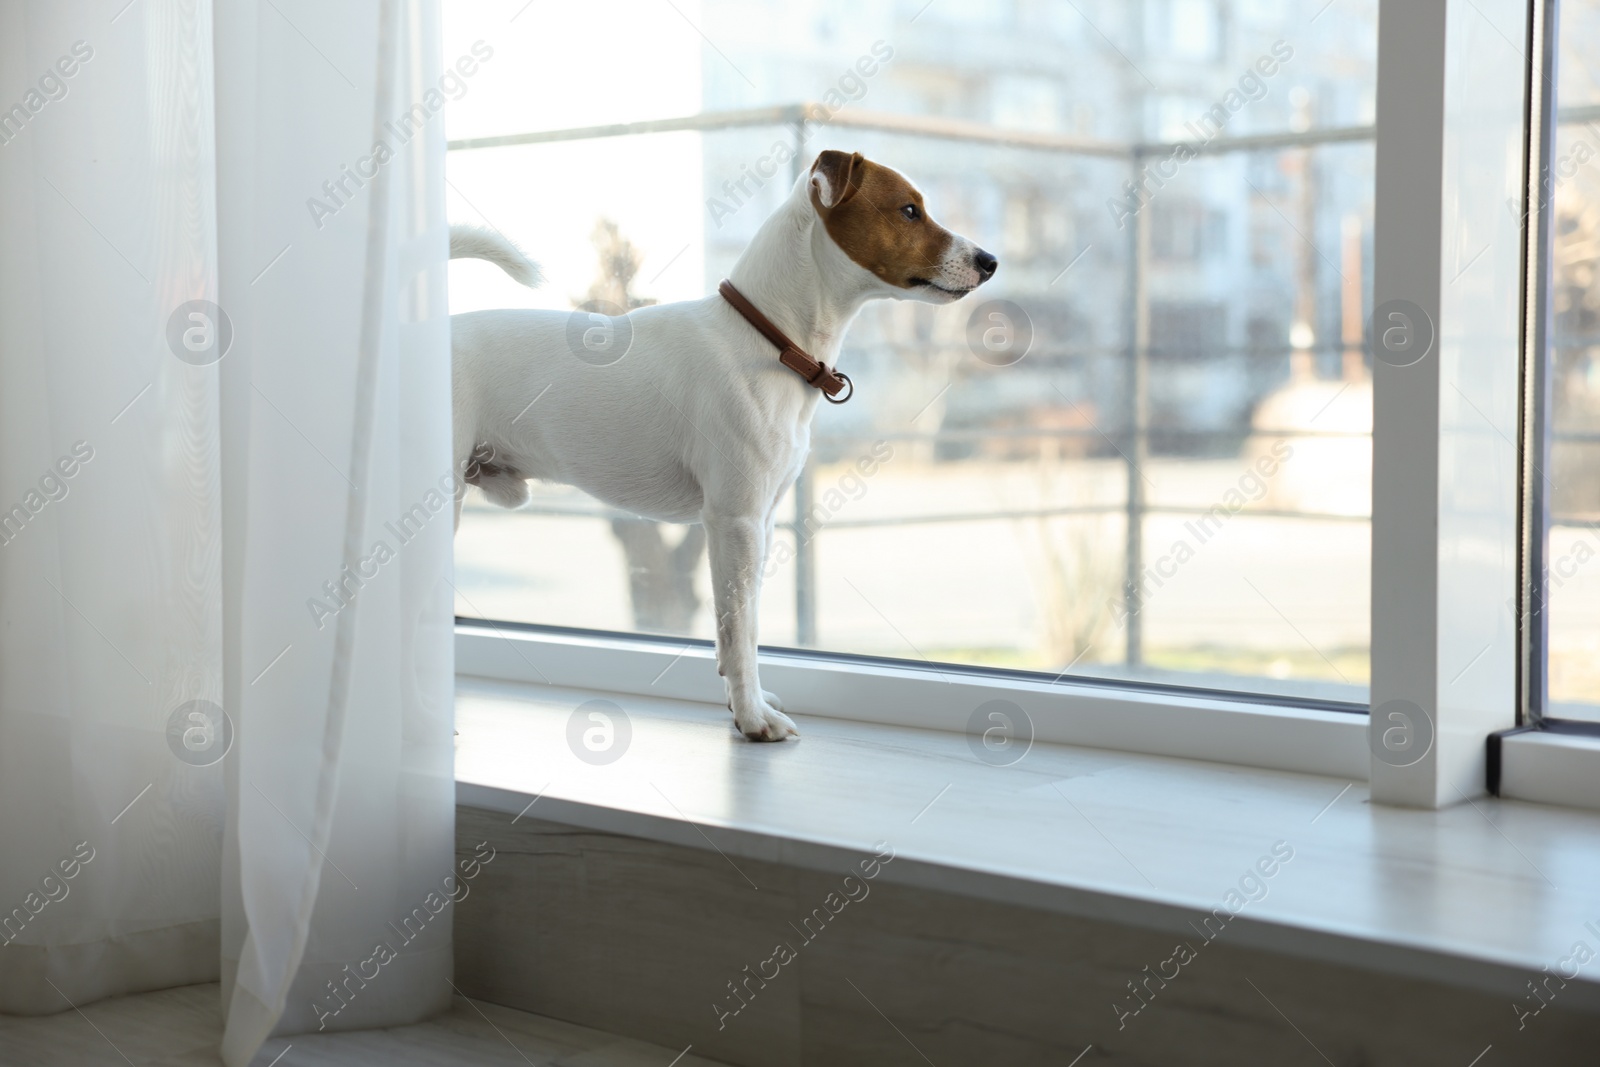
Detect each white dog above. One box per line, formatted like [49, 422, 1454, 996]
[449, 150, 997, 740]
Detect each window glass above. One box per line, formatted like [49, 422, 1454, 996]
[445, 0, 1376, 703]
[1546, 0, 1600, 721]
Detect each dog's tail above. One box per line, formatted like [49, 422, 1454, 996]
[449, 224, 542, 288]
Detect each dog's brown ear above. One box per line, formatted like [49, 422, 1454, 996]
[809, 150, 865, 210]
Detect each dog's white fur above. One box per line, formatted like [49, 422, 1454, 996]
[449, 160, 989, 740]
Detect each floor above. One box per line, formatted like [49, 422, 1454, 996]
[0, 982, 729, 1066]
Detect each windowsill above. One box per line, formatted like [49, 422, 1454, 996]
[455, 622, 1371, 780]
[1499, 725, 1600, 811]
[455, 674, 1600, 1009]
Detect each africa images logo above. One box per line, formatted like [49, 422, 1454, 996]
[0, 40, 94, 148]
[306, 42, 495, 230]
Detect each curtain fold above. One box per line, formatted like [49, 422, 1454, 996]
[0, 2, 455, 1063]
[217, 0, 456, 1054]
[0, 0, 225, 1014]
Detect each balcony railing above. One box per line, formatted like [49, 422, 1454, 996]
[446, 103, 1598, 665]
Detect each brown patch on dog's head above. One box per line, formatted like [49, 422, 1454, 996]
[808, 150, 996, 302]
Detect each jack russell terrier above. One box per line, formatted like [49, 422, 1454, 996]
[448, 150, 997, 740]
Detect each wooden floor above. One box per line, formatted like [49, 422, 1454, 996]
[0, 982, 728, 1066]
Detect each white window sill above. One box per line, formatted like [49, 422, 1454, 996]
[455, 673, 1600, 1010]
[1497, 725, 1600, 811]
[456, 623, 1370, 780]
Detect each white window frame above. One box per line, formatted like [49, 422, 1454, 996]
[456, 621, 1369, 778]
[1493, 0, 1600, 810]
[453, 0, 1600, 810]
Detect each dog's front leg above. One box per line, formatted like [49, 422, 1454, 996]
[705, 510, 798, 741]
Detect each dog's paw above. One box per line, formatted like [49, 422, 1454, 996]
[734, 702, 799, 742]
[761, 689, 784, 712]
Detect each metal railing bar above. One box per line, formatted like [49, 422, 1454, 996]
[814, 427, 1373, 443]
[791, 505, 1372, 529]
[446, 103, 1374, 158]
[870, 336, 1600, 359]
[443, 98, 1600, 157]
[446, 104, 817, 151]
[473, 501, 1600, 529]
[1137, 124, 1376, 156]
[816, 107, 1129, 156]
[1557, 103, 1600, 125]
[809, 426, 1600, 444]
[471, 501, 1372, 528]
[844, 350, 1353, 369]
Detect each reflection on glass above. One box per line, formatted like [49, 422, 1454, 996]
[446, 0, 1377, 703]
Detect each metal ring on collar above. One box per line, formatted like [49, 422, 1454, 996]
[825, 372, 853, 404]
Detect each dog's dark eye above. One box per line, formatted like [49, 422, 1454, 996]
[901, 204, 921, 221]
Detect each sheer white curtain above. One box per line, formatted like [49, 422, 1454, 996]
[0, 2, 456, 1064]
[0, 0, 225, 1014]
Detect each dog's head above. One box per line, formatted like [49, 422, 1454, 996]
[807, 150, 997, 304]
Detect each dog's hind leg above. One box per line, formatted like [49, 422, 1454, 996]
[705, 509, 797, 741]
[451, 418, 478, 534]
[463, 443, 530, 510]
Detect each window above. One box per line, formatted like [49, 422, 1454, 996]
[1146, 0, 1223, 63]
[1542, 0, 1600, 724]
[444, 0, 1377, 705]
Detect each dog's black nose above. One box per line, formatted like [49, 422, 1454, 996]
[974, 249, 998, 281]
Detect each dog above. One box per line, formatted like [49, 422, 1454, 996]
[448, 150, 997, 740]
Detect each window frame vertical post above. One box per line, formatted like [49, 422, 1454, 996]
[1517, 0, 1559, 726]
[1370, 0, 1528, 806]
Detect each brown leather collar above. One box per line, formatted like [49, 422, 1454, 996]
[718, 280, 853, 403]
